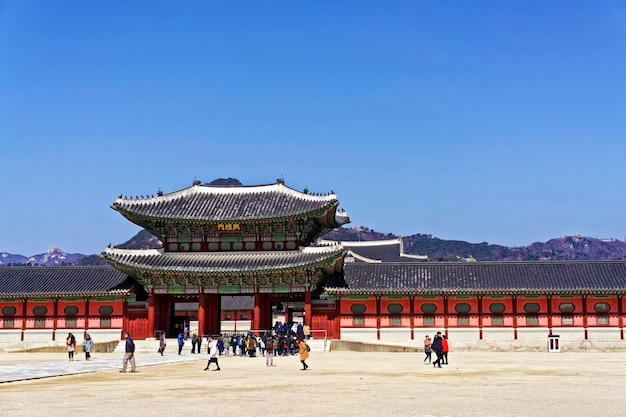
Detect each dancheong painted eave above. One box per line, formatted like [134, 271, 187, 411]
[111, 180, 350, 226]
[99, 245, 346, 275]
[324, 260, 626, 296]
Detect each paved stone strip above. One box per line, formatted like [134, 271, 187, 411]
[0, 353, 207, 383]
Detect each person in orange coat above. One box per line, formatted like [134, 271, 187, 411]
[441, 334, 449, 365]
[297, 337, 309, 370]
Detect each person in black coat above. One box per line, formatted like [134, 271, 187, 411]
[431, 331, 443, 368]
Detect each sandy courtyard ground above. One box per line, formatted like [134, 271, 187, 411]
[0, 350, 624, 417]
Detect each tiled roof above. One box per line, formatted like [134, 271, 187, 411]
[0, 266, 133, 297]
[320, 238, 427, 263]
[100, 245, 345, 274]
[112, 182, 349, 223]
[326, 261, 626, 294]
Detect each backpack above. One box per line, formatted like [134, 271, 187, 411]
[305, 343, 310, 352]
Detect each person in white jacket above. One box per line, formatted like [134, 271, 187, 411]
[82, 333, 94, 361]
[203, 336, 221, 371]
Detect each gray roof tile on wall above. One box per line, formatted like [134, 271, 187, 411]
[327, 261, 626, 293]
[320, 239, 425, 263]
[0, 266, 132, 297]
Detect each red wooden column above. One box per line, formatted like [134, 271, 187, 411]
[304, 290, 312, 326]
[84, 298, 90, 337]
[376, 296, 381, 340]
[52, 298, 58, 341]
[147, 292, 156, 339]
[198, 292, 207, 337]
[619, 294, 624, 340]
[21, 299, 27, 341]
[477, 295, 483, 340]
[409, 295, 415, 340]
[512, 295, 518, 341]
[259, 294, 271, 331]
[253, 293, 262, 332]
[205, 293, 220, 336]
[582, 295, 588, 340]
[547, 295, 553, 334]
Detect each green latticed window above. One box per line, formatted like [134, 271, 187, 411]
[420, 303, 437, 314]
[64, 306, 79, 316]
[523, 303, 540, 313]
[387, 303, 403, 314]
[455, 303, 471, 314]
[350, 304, 367, 314]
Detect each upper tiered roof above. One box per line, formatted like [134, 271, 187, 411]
[112, 180, 350, 226]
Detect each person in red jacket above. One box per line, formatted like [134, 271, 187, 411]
[441, 334, 449, 365]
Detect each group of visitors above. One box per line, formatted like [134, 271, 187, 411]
[83, 321, 314, 374]
[273, 321, 311, 340]
[64, 332, 94, 361]
[423, 332, 449, 367]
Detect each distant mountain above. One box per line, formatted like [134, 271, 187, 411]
[207, 178, 243, 186]
[115, 229, 163, 250]
[3, 228, 626, 266]
[3, 176, 626, 264]
[0, 247, 87, 266]
[324, 227, 626, 262]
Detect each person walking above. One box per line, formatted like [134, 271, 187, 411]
[191, 332, 197, 354]
[120, 332, 136, 373]
[230, 334, 237, 356]
[65, 333, 76, 361]
[82, 333, 94, 361]
[204, 336, 221, 371]
[264, 334, 275, 367]
[297, 337, 309, 370]
[431, 331, 443, 368]
[423, 335, 432, 364]
[196, 334, 203, 354]
[159, 332, 166, 356]
[246, 334, 256, 357]
[177, 331, 184, 355]
[441, 334, 449, 365]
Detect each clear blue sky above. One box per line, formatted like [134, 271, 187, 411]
[1, 1, 626, 256]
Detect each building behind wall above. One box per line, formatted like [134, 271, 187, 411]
[2, 179, 626, 351]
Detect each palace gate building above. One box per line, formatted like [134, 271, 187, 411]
[99, 179, 349, 339]
[1, 178, 626, 351]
